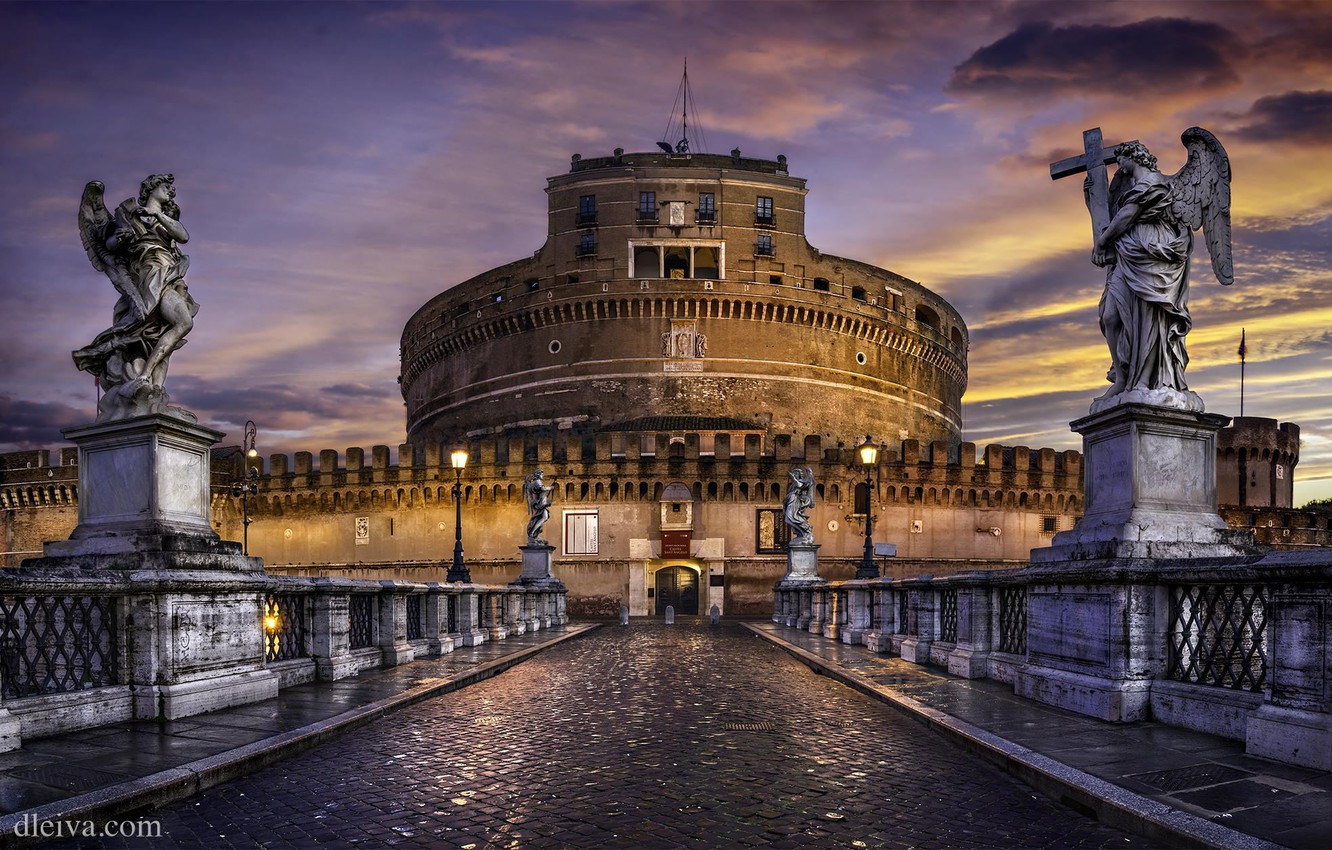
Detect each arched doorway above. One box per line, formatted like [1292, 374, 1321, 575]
[655, 565, 699, 615]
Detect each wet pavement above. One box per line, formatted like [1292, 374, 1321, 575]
[748, 623, 1329, 850]
[75, 622, 1159, 849]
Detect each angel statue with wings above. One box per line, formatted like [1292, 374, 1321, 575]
[1060, 129, 1232, 414]
[74, 174, 200, 422]
[783, 466, 816, 545]
[524, 469, 555, 547]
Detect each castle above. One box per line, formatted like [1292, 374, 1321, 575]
[3, 149, 1326, 616]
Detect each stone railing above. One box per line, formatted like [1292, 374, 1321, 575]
[0, 574, 566, 751]
[773, 549, 1332, 771]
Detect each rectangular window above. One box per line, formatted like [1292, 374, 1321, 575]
[578, 195, 597, 226]
[1041, 515, 1058, 534]
[755, 196, 774, 226]
[755, 233, 773, 256]
[697, 192, 716, 223]
[629, 241, 723, 280]
[755, 508, 790, 554]
[638, 191, 657, 222]
[577, 233, 596, 256]
[564, 510, 599, 555]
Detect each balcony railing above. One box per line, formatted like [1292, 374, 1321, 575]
[576, 212, 598, 226]
[696, 211, 716, 224]
[755, 214, 775, 227]
[636, 212, 659, 224]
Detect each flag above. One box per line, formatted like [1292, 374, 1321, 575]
[1238, 328, 1247, 362]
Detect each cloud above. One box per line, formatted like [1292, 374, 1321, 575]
[0, 395, 88, 450]
[1233, 90, 1332, 143]
[948, 18, 1244, 97]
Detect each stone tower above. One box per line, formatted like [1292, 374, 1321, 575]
[400, 149, 968, 450]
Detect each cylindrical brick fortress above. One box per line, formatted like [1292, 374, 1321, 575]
[401, 151, 967, 447]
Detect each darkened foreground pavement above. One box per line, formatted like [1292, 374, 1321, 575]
[84, 622, 1155, 849]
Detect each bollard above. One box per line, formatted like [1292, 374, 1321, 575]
[619, 606, 629, 626]
[709, 604, 720, 625]
[664, 605, 675, 625]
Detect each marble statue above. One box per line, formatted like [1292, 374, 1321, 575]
[75, 174, 199, 422]
[783, 466, 815, 545]
[1055, 129, 1232, 414]
[524, 469, 554, 546]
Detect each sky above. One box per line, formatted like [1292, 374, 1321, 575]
[2, 1, 1330, 505]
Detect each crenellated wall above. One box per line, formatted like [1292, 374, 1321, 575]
[7, 423, 1327, 612]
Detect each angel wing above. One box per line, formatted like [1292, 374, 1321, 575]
[78, 181, 148, 318]
[1169, 127, 1233, 285]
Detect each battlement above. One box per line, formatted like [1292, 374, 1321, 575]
[0, 434, 1082, 486]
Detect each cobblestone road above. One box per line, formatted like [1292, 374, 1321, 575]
[87, 623, 1160, 849]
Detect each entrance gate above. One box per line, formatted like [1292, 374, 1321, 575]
[655, 566, 699, 615]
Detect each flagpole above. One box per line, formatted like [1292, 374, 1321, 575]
[1238, 328, 1246, 417]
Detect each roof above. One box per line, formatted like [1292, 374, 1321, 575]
[603, 416, 764, 433]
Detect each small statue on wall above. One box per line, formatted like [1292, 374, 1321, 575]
[524, 469, 554, 546]
[75, 174, 199, 422]
[784, 466, 816, 545]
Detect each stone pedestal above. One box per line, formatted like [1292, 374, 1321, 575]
[47, 415, 228, 557]
[511, 545, 567, 591]
[782, 543, 821, 583]
[17, 415, 279, 726]
[1032, 404, 1260, 563]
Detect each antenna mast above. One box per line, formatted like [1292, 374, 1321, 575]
[659, 60, 708, 154]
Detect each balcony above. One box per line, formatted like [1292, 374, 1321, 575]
[754, 214, 775, 228]
[576, 212, 598, 227]
[636, 211, 659, 224]
[695, 211, 716, 224]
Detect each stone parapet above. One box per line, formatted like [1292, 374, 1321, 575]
[771, 550, 1332, 771]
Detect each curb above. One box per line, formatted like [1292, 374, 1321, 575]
[743, 623, 1284, 850]
[0, 623, 599, 847]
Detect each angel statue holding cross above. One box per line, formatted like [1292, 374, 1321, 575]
[1052, 128, 1233, 414]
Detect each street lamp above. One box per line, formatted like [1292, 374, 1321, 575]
[856, 435, 879, 579]
[447, 447, 472, 583]
[231, 420, 259, 555]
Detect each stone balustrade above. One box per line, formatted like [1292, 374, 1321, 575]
[0, 574, 566, 752]
[773, 549, 1332, 771]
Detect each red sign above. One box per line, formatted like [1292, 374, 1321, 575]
[661, 531, 692, 558]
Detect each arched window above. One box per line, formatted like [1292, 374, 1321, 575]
[854, 481, 870, 514]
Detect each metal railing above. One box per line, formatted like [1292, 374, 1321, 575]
[406, 594, 423, 641]
[264, 593, 308, 663]
[939, 589, 958, 643]
[1167, 584, 1269, 692]
[348, 595, 375, 649]
[998, 586, 1026, 655]
[0, 595, 116, 699]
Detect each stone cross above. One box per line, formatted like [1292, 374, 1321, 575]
[1049, 128, 1135, 244]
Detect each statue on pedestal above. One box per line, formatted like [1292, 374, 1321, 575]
[783, 466, 815, 545]
[75, 174, 199, 422]
[1052, 129, 1233, 414]
[524, 469, 554, 546]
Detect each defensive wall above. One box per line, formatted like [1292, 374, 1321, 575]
[6, 420, 1326, 616]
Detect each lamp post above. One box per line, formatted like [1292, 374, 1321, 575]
[447, 447, 472, 583]
[856, 435, 879, 579]
[230, 420, 259, 555]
